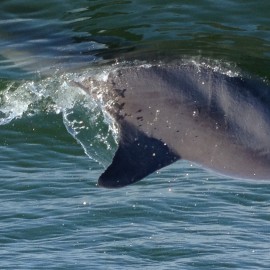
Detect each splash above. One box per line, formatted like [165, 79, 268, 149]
[0, 70, 118, 166]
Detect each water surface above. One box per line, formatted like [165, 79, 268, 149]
[0, 1, 270, 269]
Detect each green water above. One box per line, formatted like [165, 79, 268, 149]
[0, 1, 270, 269]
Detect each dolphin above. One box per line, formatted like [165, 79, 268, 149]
[77, 61, 270, 188]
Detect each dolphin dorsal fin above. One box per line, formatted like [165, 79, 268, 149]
[98, 123, 180, 188]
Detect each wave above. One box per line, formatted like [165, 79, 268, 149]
[0, 68, 118, 167]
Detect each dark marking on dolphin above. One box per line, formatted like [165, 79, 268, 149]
[115, 88, 126, 98]
[78, 62, 270, 188]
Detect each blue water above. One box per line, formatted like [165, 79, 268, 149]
[0, 1, 270, 269]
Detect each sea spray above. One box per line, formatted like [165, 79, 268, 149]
[0, 71, 118, 166]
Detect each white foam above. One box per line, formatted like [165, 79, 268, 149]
[0, 70, 118, 166]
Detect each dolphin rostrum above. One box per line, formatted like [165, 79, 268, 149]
[77, 61, 270, 188]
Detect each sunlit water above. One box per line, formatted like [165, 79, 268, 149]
[0, 1, 270, 269]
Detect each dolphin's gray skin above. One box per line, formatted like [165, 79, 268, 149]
[78, 62, 270, 188]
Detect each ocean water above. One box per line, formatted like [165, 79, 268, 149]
[1, 1, 270, 269]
